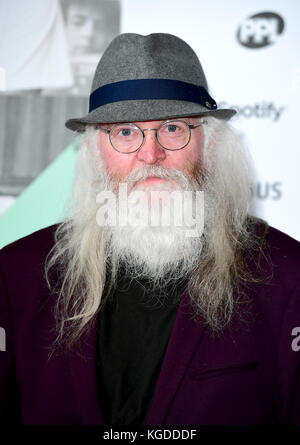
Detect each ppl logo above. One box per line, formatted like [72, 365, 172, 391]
[237, 11, 285, 48]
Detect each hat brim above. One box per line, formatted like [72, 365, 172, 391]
[65, 99, 236, 132]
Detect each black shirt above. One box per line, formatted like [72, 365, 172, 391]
[96, 264, 188, 425]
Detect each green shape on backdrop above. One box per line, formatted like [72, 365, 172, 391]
[0, 138, 80, 249]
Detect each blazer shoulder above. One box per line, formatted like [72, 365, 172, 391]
[0, 224, 59, 271]
[264, 225, 300, 269]
[265, 225, 300, 255]
[253, 223, 300, 296]
[248, 218, 300, 263]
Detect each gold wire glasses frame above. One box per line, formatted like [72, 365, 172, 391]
[96, 119, 208, 154]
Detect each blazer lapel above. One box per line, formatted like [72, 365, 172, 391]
[145, 287, 205, 425]
[68, 287, 205, 425]
[68, 318, 105, 425]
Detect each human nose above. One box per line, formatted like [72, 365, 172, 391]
[135, 129, 166, 164]
[81, 19, 94, 39]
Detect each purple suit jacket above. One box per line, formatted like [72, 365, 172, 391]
[0, 223, 300, 425]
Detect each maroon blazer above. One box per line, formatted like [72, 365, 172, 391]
[0, 223, 300, 425]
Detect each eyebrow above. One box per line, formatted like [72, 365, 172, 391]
[98, 123, 114, 129]
[99, 118, 204, 128]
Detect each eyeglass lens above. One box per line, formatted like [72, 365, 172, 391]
[109, 121, 191, 153]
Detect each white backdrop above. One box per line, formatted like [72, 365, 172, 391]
[121, 0, 300, 241]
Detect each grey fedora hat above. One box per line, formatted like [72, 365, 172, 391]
[65, 33, 236, 132]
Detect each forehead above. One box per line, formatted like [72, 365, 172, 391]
[100, 116, 203, 128]
[67, 4, 103, 20]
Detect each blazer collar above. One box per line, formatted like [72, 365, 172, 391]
[68, 286, 204, 425]
[145, 287, 205, 424]
[68, 322, 105, 424]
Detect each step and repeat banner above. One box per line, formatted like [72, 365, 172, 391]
[121, 0, 300, 241]
[0, 0, 299, 244]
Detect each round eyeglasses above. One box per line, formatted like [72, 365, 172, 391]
[97, 119, 208, 154]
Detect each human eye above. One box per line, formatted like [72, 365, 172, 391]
[160, 122, 184, 137]
[111, 125, 140, 148]
[119, 128, 132, 136]
[166, 124, 179, 133]
[114, 126, 135, 138]
[71, 14, 86, 26]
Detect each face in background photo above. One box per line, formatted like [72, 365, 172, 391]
[60, 0, 120, 95]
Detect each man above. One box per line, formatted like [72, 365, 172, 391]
[0, 33, 300, 425]
[60, 0, 120, 95]
[61, 0, 119, 56]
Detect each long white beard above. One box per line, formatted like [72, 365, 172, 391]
[46, 121, 256, 348]
[102, 164, 206, 284]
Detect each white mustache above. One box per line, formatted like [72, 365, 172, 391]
[123, 165, 191, 190]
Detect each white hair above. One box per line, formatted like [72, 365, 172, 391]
[45, 116, 266, 350]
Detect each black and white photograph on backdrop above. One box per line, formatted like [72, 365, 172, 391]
[0, 0, 120, 215]
[59, 0, 120, 95]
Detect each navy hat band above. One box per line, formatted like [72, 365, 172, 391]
[89, 78, 217, 113]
